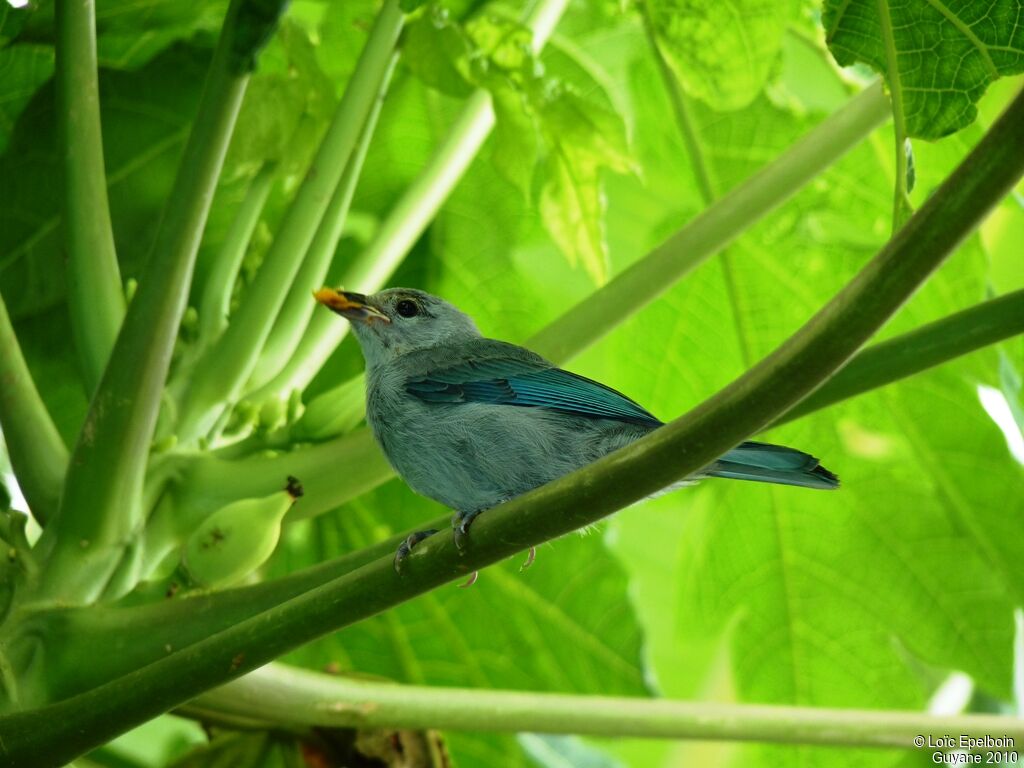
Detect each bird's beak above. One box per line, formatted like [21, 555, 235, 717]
[313, 288, 391, 325]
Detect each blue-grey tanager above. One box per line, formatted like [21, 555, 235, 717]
[315, 287, 838, 568]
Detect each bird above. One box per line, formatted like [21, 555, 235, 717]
[314, 287, 838, 571]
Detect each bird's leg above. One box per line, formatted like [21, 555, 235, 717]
[451, 508, 487, 551]
[393, 529, 439, 574]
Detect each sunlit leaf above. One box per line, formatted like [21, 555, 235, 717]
[402, 5, 475, 97]
[646, 0, 800, 110]
[537, 87, 634, 284]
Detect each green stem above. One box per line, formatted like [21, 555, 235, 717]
[776, 288, 1024, 425]
[6, 86, 1022, 768]
[45, 521, 398, 701]
[177, 0, 404, 442]
[55, 0, 126, 393]
[876, 0, 914, 230]
[259, 0, 572, 397]
[247, 55, 397, 393]
[0, 295, 68, 525]
[288, 374, 365, 441]
[33, 0, 257, 605]
[179, 426, 393, 523]
[184, 663, 1024, 748]
[527, 80, 890, 364]
[197, 161, 278, 350]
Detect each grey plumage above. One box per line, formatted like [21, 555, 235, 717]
[316, 287, 838, 536]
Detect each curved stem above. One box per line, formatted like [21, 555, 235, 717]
[876, 0, 914, 230]
[0, 295, 68, 525]
[776, 288, 1024, 425]
[184, 663, 1024, 748]
[34, 0, 257, 604]
[177, 0, 405, 442]
[5, 85, 1022, 768]
[180, 426, 393, 523]
[56, 0, 126, 393]
[197, 161, 278, 350]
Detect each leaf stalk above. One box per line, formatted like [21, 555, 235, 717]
[55, 0, 126, 393]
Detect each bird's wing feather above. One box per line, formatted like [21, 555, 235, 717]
[405, 351, 662, 427]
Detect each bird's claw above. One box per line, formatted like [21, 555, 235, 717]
[452, 508, 484, 552]
[393, 529, 439, 574]
[520, 546, 536, 572]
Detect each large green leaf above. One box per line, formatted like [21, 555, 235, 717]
[17, 0, 228, 69]
[824, 0, 1024, 138]
[0, 44, 209, 320]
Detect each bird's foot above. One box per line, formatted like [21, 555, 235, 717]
[458, 571, 479, 588]
[452, 508, 485, 552]
[393, 529, 439, 574]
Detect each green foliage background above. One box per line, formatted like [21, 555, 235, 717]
[0, 0, 1022, 766]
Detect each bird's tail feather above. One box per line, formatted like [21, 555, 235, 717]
[708, 441, 839, 490]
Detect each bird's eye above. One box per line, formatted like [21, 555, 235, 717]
[396, 299, 419, 318]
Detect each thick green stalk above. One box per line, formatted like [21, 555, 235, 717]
[527, 80, 890, 364]
[33, 0, 256, 604]
[777, 288, 1024, 425]
[56, 0, 126, 393]
[259, 0, 572, 397]
[177, 0, 404, 441]
[162, 427, 391, 538]
[197, 161, 278, 349]
[5, 86, 1022, 767]
[185, 663, 1024, 748]
[0, 295, 68, 524]
[247, 56, 396, 392]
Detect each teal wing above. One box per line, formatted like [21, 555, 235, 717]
[405, 357, 662, 428]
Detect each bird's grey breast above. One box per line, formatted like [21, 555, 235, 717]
[365, 349, 651, 513]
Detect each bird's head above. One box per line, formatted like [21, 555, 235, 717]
[314, 287, 480, 367]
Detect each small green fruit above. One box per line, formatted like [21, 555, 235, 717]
[183, 476, 303, 588]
